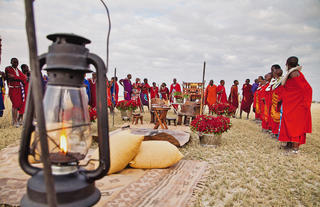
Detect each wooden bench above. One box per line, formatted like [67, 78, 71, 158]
[177, 113, 195, 126]
[166, 117, 177, 126]
[132, 114, 143, 125]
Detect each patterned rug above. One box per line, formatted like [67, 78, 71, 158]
[0, 145, 207, 207]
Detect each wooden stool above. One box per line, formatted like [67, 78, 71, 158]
[132, 114, 143, 125]
[166, 117, 177, 126]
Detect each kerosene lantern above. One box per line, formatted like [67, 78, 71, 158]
[19, 33, 110, 206]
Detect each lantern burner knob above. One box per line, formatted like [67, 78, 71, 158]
[47, 33, 91, 46]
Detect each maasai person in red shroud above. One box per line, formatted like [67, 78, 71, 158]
[253, 76, 264, 121]
[5, 58, 27, 127]
[240, 79, 253, 119]
[169, 78, 182, 110]
[266, 65, 279, 130]
[141, 78, 151, 110]
[106, 79, 113, 112]
[205, 80, 217, 110]
[110, 77, 119, 106]
[150, 82, 159, 99]
[132, 78, 143, 112]
[270, 66, 283, 136]
[260, 73, 272, 131]
[0, 71, 5, 117]
[18, 64, 30, 122]
[278, 56, 312, 153]
[228, 80, 239, 116]
[217, 80, 228, 104]
[160, 83, 169, 103]
[89, 72, 97, 108]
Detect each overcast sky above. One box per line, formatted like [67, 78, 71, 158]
[1, 0, 319, 100]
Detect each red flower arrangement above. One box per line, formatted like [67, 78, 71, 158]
[116, 100, 138, 111]
[116, 100, 128, 111]
[209, 103, 236, 116]
[126, 100, 138, 111]
[190, 115, 232, 135]
[88, 106, 97, 122]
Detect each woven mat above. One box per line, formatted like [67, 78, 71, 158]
[0, 145, 207, 207]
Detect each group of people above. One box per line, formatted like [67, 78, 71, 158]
[1, 56, 313, 153]
[118, 74, 182, 111]
[202, 56, 312, 153]
[252, 56, 312, 153]
[204, 78, 253, 119]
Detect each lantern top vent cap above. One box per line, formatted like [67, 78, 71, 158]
[47, 33, 91, 46]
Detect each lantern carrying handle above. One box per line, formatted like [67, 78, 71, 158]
[82, 53, 111, 181]
[19, 54, 47, 176]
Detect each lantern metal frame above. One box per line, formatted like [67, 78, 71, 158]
[19, 32, 111, 206]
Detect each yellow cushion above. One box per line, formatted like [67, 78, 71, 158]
[92, 130, 144, 174]
[129, 141, 183, 169]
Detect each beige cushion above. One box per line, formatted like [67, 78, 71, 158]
[92, 130, 144, 174]
[129, 141, 183, 169]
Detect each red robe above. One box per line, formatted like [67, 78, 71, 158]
[169, 83, 181, 110]
[240, 83, 253, 113]
[19, 77, 29, 115]
[106, 81, 112, 107]
[217, 85, 228, 103]
[253, 87, 261, 120]
[5, 66, 27, 110]
[89, 79, 97, 108]
[261, 83, 272, 130]
[278, 71, 312, 145]
[259, 83, 271, 130]
[160, 87, 169, 101]
[228, 85, 238, 109]
[150, 86, 159, 99]
[270, 85, 282, 135]
[205, 84, 217, 106]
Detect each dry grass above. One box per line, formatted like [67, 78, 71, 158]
[0, 99, 319, 206]
[183, 104, 320, 207]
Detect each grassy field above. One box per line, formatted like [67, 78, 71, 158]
[0, 96, 319, 206]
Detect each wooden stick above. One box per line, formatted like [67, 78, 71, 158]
[200, 61, 206, 115]
[24, 0, 57, 206]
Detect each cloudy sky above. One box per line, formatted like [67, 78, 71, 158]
[1, 0, 320, 100]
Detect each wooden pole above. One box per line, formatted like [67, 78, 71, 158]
[24, 0, 57, 206]
[200, 61, 206, 115]
[112, 67, 116, 126]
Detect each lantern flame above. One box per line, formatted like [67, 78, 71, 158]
[60, 131, 68, 154]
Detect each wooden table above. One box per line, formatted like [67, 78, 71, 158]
[153, 106, 171, 129]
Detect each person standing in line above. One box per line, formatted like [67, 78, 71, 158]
[5, 58, 27, 127]
[18, 64, 30, 123]
[240, 79, 253, 119]
[132, 78, 143, 112]
[270, 65, 283, 137]
[169, 78, 182, 110]
[278, 56, 312, 153]
[150, 82, 159, 99]
[110, 77, 119, 106]
[141, 78, 151, 110]
[217, 80, 228, 104]
[0, 71, 5, 117]
[205, 80, 217, 114]
[228, 80, 239, 117]
[88, 72, 97, 108]
[119, 74, 132, 101]
[160, 83, 169, 103]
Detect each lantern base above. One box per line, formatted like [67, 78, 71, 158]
[21, 170, 100, 207]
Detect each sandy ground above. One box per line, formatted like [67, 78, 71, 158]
[0, 98, 319, 206]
